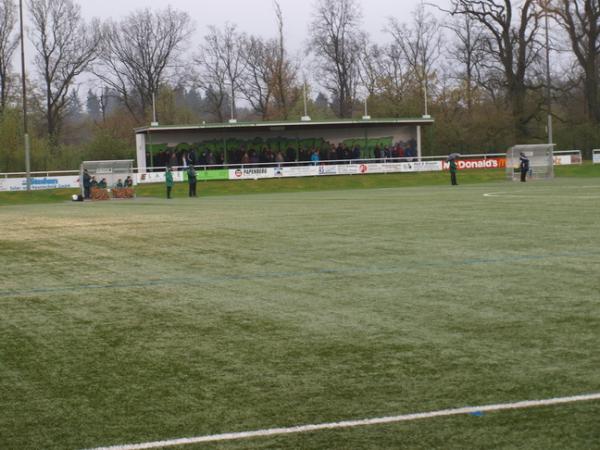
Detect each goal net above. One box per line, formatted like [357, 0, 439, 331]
[506, 144, 554, 181]
[80, 160, 135, 200]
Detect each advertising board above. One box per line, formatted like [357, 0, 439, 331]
[0, 176, 80, 192]
[229, 167, 275, 180]
[441, 158, 506, 170]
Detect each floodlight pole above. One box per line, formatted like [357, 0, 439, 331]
[303, 82, 308, 117]
[544, 0, 553, 145]
[229, 83, 236, 123]
[420, 0, 430, 119]
[19, 0, 31, 191]
[152, 92, 157, 123]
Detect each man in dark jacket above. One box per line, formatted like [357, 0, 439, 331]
[519, 152, 530, 182]
[187, 165, 197, 197]
[165, 167, 174, 199]
[82, 169, 91, 199]
[448, 154, 459, 185]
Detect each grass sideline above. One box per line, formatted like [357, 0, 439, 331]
[0, 173, 599, 449]
[1, 162, 598, 206]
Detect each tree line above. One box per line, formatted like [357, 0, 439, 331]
[0, 0, 599, 172]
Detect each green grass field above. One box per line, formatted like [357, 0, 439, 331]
[1, 169, 599, 449]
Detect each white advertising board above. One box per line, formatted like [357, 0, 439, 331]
[552, 154, 572, 165]
[0, 175, 80, 192]
[410, 161, 443, 171]
[279, 166, 319, 177]
[136, 171, 183, 184]
[356, 161, 442, 174]
[229, 167, 275, 180]
[594, 153, 600, 164]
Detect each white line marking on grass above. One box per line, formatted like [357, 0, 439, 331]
[86, 392, 600, 450]
[483, 191, 600, 199]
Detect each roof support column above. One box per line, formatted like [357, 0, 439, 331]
[136, 133, 147, 174]
[416, 125, 422, 161]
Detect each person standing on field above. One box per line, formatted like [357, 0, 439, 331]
[82, 168, 91, 199]
[187, 165, 197, 197]
[519, 152, 530, 182]
[448, 154, 459, 185]
[165, 166, 174, 199]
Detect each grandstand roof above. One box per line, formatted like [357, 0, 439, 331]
[134, 117, 434, 134]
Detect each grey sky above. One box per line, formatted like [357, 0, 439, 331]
[78, 0, 449, 56]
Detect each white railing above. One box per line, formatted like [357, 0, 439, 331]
[0, 150, 589, 179]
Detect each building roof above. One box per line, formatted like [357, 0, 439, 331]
[135, 117, 434, 134]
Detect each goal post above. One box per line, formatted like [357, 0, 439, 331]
[80, 160, 135, 200]
[506, 144, 555, 181]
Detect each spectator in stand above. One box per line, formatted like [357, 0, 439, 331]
[275, 151, 285, 167]
[397, 145, 405, 159]
[98, 178, 107, 188]
[327, 144, 337, 162]
[216, 152, 224, 167]
[286, 146, 296, 162]
[352, 145, 361, 161]
[188, 148, 197, 165]
[343, 145, 352, 162]
[241, 151, 250, 165]
[310, 149, 320, 165]
[116, 179, 124, 188]
[265, 148, 275, 165]
[373, 144, 381, 162]
[165, 166, 174, 199]
[206, 150, 215, 166]
[125, 176, 133, 187]
[168, 150, 178, 168]
[91, 176, 98, 187]
[335, 143, 343, 161]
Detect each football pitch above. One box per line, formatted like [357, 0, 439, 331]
[1, 176, 599, 449]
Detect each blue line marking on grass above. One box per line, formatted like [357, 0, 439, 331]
[1, 250, 599, 298]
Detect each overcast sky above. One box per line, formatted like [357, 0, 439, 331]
[78, 0, 450, 56]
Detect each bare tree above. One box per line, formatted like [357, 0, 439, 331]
[308, 0, 363, 118]
[195, 24, 245, 122]
[388, 2, 442, 115]
[28, 0, 101, 143]
[552, 0, 600, 123]
[240, 36, 276, 119]
[0, 0, 18, 114]
[271, 1, 297, 119]
[358, 41, 382, 97]
[446, 0, 543, 136]
[381, 43, 417, 100]
[238, 3, 297, 121]
[445, 14, 487, 112]
[96, 7, 192, 122]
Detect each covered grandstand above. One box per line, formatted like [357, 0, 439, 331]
[134, 117, 434, 172]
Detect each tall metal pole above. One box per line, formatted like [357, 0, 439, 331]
[229, 83, 236, 123]
[544, 0, 553, 144]
[152, 92, 157, 124]
[303, 81, 308, 117]
[19, 0, 31, 190]
[421, 0, 429, 118]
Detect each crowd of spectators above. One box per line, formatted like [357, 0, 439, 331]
[147, 140, 418, 170]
